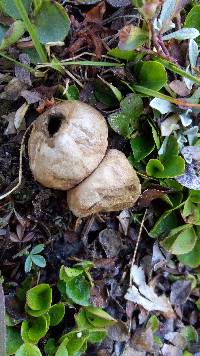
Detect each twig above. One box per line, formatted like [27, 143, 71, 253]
[130, 209, 147, 286]
[0, 282, 6, 356]
[0, 124, 33, 201]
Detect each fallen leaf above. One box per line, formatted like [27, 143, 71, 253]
[108, 320, 129, 342]
[21, 89, 41, 104]
[106, 0, 131, 7]
[131, 327, 154, 352]
[176, 163, 200, 190]
[117, 209, 130, 236]
[137, 188, 169, 208]
[170, 280, 192, 305]
[0, 78, 27, 101]
[169, 80, 191, 97]
[125, 265, 175, 318]
[15, 53, 31, 86]
[162, 343, 182, 356]
[14, 102, 29, 130]
[85, 2, 106, 23]
[3, 112, 16, 135]
[98, 229, 122, 258]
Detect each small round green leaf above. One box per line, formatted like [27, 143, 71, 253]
[108, 94, 143, 137]
[24, 255, 32, 273]
[15, 343, 42, 356]
[44, 338, 57, 356]
[31, 255, 46, 268]
[0, 0, 31, 19]
[34, 1, 70, 44]
[49, 303, 65, 326]
[31, 244, 44, 255]
[137, 61, 167, 91]
[65, 274, 90, 306]
[85, 306, 116, 327]
[178, 238, 200, 268]
[185, 5, 200, 45]
[26, 284, 52, 316]
[170, 227, 197, 255]
[6, 327, 23, 355]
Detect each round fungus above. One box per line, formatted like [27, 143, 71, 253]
[28, 101, 108, 190]
[67, 149, 141, 217]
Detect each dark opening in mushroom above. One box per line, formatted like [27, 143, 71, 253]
[48, 113, 64, 137]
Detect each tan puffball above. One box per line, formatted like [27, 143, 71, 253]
[28, 101, 108, 190]
[67, 149, 141, 217]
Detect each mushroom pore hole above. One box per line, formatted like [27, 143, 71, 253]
[48, 113, 65, 137]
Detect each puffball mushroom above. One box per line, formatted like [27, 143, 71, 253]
[67, 149, 141, 217]
[28, 101, 108, 190]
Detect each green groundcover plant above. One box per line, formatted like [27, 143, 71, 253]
[6, 261, 116, 355]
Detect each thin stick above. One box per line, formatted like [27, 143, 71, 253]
[0, 124, 33, 201]
[130, 209, 147, 286]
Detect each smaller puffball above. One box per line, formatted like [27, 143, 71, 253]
[28, 101, 108, 190]
[67, 149, 141, 217]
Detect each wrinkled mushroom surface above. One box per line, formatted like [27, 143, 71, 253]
[67, 149, 141, 217]
[28, 101, 108, 190]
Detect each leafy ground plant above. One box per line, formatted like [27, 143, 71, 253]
[6, 262, 116, 355]
[1, 0, 200, 355]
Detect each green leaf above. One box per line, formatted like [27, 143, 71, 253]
[183, 198, 200, 225]
[15, 343, 42, 356]
[107, 47, 140, 61]
[85, 306, 116, 328]
[131, 133, 154, 161]
[21, 315, 49, 344]
[170, 227, 197, 255]
[0, 24, 7, 45]
[150, 210, 179, 238]
[185, 5, 200, 45]
[26, 284, 52, 316]
[74, 261, 94, 271]
[34, 0, 70, 44]
[146, 315, 159, 333]
[94, 79, 121, 107]
[108, 94, 143, 138]
[44, 338, 57, 356]
[31, 255, 46, 268]
[88, 330, 107, 343]
[0, 20, 25, 49]
[6, 327, 23, 355]
[136, 61, 167, 91]
[60, 266, 83, 280]
[181, 326, 198, 344]
[178, 237, 200, 268]
[65, 274, 90, 306]
[118, 25, 148, 50]
[64, 85, 80, 100]
[0, 0, 31, 19]
[31, 244, 44, 254]
[55, 343, 68, 356]
[24, 255, 32, 273]
[65, 331, 88, 356]
[146, 136, 185, 178]
[48, 303, 65, 326]
[189, 190, 200, 203]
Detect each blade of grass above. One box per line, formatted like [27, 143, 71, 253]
[0, 51, 43, 76]
[133, 85, 200, 108]
[37, 60, 124, 70]
[155, 57, 200, 86]
[14, 0, 47, 63]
